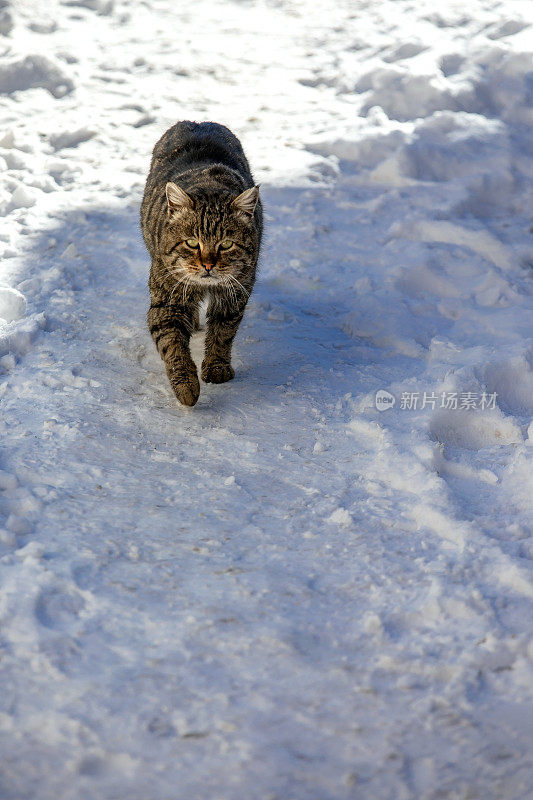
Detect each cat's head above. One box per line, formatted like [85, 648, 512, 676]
[161, 182, 260, 289]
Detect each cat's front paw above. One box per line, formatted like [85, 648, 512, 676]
[167, 363, 200, 406]
[174, 377, 200, 406]
[201, 361, 235, 384]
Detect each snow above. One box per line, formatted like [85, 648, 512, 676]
[0, 54, 74, 98]
[0, 286, 26, 323]
[1, 0, 532, 797]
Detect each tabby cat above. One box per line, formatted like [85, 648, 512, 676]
[140, 121, 262, 406]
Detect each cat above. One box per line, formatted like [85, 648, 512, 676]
[140, 121, 262, 406]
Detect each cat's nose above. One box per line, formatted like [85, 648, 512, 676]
[203, 262, 214, 273]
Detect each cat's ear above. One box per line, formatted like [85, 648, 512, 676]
[232, 186, 259, 215]
[166, 182, 194, 213]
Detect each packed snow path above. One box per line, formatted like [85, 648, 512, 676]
[1, 1, 532, 798]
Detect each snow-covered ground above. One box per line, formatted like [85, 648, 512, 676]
[1, 0, 533, 797]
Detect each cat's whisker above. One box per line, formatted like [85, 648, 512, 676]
[168, 274, 190, 305]
[161, 262, 186, 287]
[183, 276, 193, 306]
[223, 276, 237, 307]
[227, 273, 250, 298]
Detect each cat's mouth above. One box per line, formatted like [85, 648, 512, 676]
[192, 271, 222, 285]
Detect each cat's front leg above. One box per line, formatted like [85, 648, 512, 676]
[201, 295, 248, 384]
[148, 303, 200, 406]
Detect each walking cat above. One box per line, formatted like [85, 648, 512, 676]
[141, 121, 262, 406]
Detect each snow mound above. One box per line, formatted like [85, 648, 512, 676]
[0, 55, 74, 98]
[0, 314, 45, 357]
[353, 37, 533, 126]
[0, 288, 26, 324]
[357, 68, 456, 121]
[9, 185, 37, 211]
[430, 407, 523, 451]
[329, 507, 352, 527]
[391, 219, 512, 269]
[49, 128, 96, 151]
[483, 355, 533, 416]
[0, 8, 14, 36]
[64, 0, 114, 13]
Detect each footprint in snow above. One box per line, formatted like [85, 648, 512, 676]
[35, 587, 85, 631]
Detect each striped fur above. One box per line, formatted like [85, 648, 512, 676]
[140, 121, 262, 406]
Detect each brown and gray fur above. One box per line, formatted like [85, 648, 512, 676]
[141, 121, 262, 406]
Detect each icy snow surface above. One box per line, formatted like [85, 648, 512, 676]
[1, 0, 533, 798]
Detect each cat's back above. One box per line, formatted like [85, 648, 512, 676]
[150, 121, 252, 182]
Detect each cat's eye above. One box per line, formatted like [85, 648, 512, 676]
[219, 239, 233, 250]
[185, 238, 199, 248]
